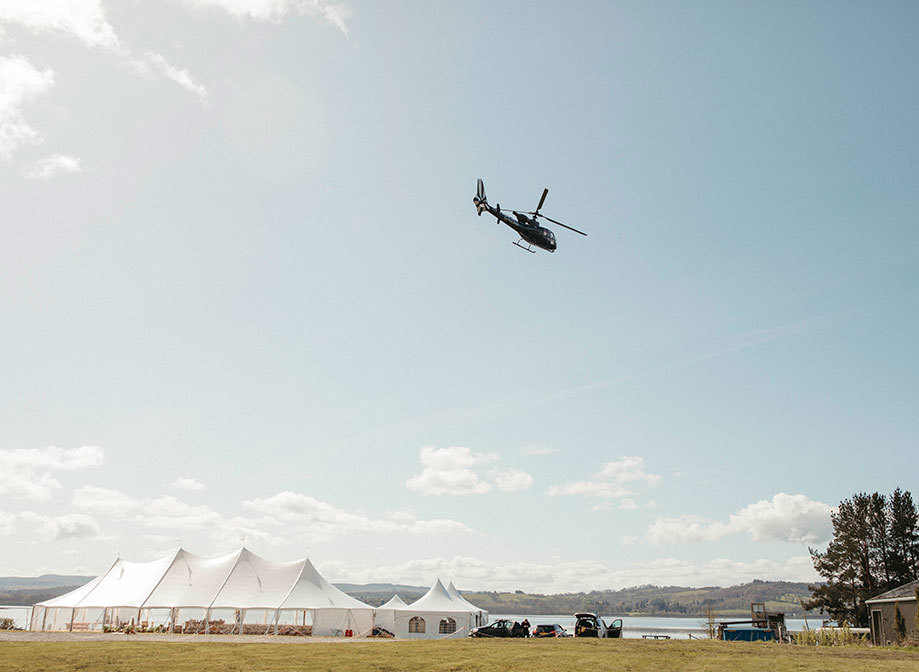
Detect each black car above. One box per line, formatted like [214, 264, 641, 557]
[470, 619, 529, 638]
[574, 612, 623, 638]
[533, 623, 571, 638]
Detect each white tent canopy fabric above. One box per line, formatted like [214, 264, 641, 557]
[392, 578, 487, 639]
[30, 548, 374, 636]
[373, 594, 408, 633]
[447, 581, 488, 625]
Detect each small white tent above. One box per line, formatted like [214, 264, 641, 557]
[373, 594, 408, 634]
[30, 548, 374, 636]
[393, 578, 484, 639]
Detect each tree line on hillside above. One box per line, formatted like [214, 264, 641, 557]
[0, 587, 83, 606]
[807, 488, 919, 627]
[460, 581, 820, 617]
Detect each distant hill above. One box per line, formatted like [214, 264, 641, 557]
[0, 575, 93, 606]
[461, 580, 824, 618]
[0, 575, 93, 590]
[0, 575, 823, 617]
[334, 583, 429, 607]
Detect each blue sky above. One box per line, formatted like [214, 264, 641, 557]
[0, 0, 917, 592]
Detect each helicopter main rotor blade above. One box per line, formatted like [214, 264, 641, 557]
[536, 188, 548, 213]
[541, 215, 587, 236]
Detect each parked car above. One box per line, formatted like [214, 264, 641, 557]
[470, 619, 529, 638]
[532, 623, 571, 638]
[573, 612, 623, 638]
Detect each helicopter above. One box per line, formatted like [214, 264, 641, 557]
[472, 178, 586, 253]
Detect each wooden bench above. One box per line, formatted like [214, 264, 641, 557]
[70, 623, 90, 631]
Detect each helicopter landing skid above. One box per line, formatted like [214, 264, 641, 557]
[513, 239, 536, 253]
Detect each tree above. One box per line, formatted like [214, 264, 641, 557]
[889, 489, 919, 584]
[702, 604, 718, 639]
[807, 489, 919, 627]
[868, 493, 892, 587]
[808, 493, 874, 626]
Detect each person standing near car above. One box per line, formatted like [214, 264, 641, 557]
[521, 619, 531, 637]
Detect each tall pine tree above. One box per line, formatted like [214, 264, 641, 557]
[807, 489, 919, 627]
[888, 488, 919, 584]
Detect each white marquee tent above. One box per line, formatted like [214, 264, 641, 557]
[372, 593, 408, 634]
[392, 578, 487, 639]
[30, 548, 374, 636]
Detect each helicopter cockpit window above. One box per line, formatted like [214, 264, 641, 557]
[547, 229, 555, 240]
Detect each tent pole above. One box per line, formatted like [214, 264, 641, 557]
[69, 607, 75, 632]
[273, 609, 279, 636]
[205, 608, 210, 634]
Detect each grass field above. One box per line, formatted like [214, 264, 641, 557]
[2, 638, 919, 672]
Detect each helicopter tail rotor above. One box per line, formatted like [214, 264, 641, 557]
[473, 178, 488, 215]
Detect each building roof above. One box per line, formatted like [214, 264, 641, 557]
[866, 579, 919, 604]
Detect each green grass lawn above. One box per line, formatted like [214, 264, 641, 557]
[2, 639, 919, 672]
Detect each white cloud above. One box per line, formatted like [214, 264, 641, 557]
[645, 514, 733, 545]
[171, 477, 205, 492]
[522, 445, 557, 456]
[0, 511, 16, 535]
[1, 2, 206, 118]
[144, 495, 224, 529]
[0, 446, 104, 500]
[4, 445, 104, 470]
[489, 468, 533, 493]
[24, 153, 81, 179]
[72, 487, 284, 546]
[181, 0, 352, 36]
[405, 446, 497, 496]
[209, 516, 284, 549]
[243, 491, 474, 539]
[550, 480, 631, 499]
[400, 518, 474, 536]
[597, 456, 662, 486]
[0, 0, 120, 50]
[643, 493, 832, 546]
[548, 456, 660, 501]
[0, 55, 54, 159]
[129, 53, 208, 104]
[618, 498, 638, 510]
[42, 513, 101, 540]
[729, 493, 833, 544]
[72, 486, 140, 516]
